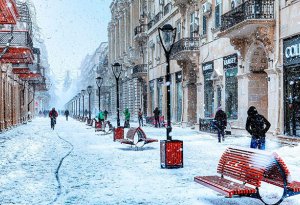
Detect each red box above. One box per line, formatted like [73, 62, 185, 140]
[113, 127, 124, 141]
[160, 140, 183, 169]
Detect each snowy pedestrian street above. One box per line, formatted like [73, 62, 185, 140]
[1, 117, 300, 205]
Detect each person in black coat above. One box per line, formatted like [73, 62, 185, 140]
[214, 108, 227, 143]
[246, 106, 271, 150]
[153, 107, 160, 128]
[64, 110, 69, 121]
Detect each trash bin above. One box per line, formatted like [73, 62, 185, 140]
[113, 126, 124, 141]
[160, 140, 183, 169]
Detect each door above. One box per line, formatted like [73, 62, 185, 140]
[286, 79, 300, 137]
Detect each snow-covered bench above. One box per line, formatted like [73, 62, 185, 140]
[194, 147, 300, 205]
[117, 127, 158, 148]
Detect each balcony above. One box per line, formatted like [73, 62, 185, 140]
[133, 24, 147, 42]
[0, 30, 34, 64]
[170, 37, 200, 61]
[147, 11, 163, 30]
[132, 64, 147, 78]
[0, 0, 19, 24]
[219, 0, 275, 38]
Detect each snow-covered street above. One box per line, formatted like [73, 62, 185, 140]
[0, 117, 300, 205]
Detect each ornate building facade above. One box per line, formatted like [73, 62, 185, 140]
[106, 0, 299, 137]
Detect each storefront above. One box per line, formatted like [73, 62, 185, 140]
[223, 53, 238, 119]
[283, 35, 300, 137]
[202, 61, 214, 118]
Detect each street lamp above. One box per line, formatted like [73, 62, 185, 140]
[81, 89, 86, 118]
[96, 76, 103, 112]
[112, 62, 122, 127]
[158, 24, 176, 141]
[87, 85, 93, 121]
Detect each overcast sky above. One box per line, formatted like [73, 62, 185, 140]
[31, 0, 111, 106]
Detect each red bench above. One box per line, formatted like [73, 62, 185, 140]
[194, 147, 300, 205]
[117, 127, 158, 148]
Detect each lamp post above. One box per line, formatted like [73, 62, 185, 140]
[112, 62, 122, 127]
[158, 24, 176, 141]
[87, 85, 93, 121]
[81, 89, 86, 118]
[96, 76, 103, 112]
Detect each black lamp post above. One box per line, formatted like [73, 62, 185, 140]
[158, 24, 176, 141]
[81, 89, 86, 117]
[96, 76, 103, 112]
[87, 85, 93, 121]
[112, 62, 122, 127]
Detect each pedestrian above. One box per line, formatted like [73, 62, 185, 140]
[64, 109, 70, 121]
[138, 108, 143, 127]
[97, 110, 105, 123]
[153, 107, 160, 128]
[104, 110, 108, 120]
[84, 109, 88, 117]
[246, 106, 271, 150]
[214, 107, 227, 143]
[124, 108, 130, 128]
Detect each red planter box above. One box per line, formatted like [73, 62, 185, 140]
[113, 127, 124, 141]
[160, 140, 183, 169]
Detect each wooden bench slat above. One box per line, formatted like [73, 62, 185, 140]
[194, 175, 257, 198]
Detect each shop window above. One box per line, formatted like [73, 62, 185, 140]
[150, 80, 155, 113]
[217, 86, 222, 108]
[157, 78, 164, 114]
[203, 62, 214, 118]
[225, 68, 238, 119]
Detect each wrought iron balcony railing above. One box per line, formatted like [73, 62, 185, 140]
[171, 37, 200, 57]
[134, 24, 147, 36]
[221, 0, 275, 32]
[0, 30, 33, 48]
[132, 64, 147, 75]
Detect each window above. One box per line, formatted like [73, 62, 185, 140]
[150, 81, 155, 113]
[176, 72, 182, 122]
[202, 16, 207, 35]
[190, 12, 195, 37]
[215, 0, 222, 28]
[225, 70, 238, 119]
[157, 78, 163, 113]
[176, 20, 181, 40]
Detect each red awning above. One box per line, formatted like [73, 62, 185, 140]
[0, 0, 19, 24]
[0, 47, 34, 64]
[12, 67, 30, 74]
[18, 72, 42, 80]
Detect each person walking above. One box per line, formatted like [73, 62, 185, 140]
[97, 110, 105, 123]
[246, 106, 271, 150]
[124, 108, 130, 128]
[138, 108, 143, 127]
[153, 107, 160, 128]
[64, 109, 70, 121]
[214, 108, 227, 143]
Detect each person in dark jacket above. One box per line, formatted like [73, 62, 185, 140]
[214, 108, 227, 143]
[153, 107, 160, 128]
[246, 106, 271, 150]
[104, 110, 108, 120]
[64, 110, 69, 121]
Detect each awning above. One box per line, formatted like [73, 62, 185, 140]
[17, 72, 42, 81]
[0, 0, 19, 24]
[0, 47, 34, 64]
[12, 67, 30, 74]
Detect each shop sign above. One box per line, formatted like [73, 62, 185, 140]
[283, 35, 300, 66]
[223, 53, 238, 70]
[202, 61, 214, 74]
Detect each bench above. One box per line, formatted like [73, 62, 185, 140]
[194, 147, 300, 205]
[117, 127, 158, 148]
[95, 120, 113, 134]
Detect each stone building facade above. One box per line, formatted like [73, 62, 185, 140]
[106, 0, 299, 137]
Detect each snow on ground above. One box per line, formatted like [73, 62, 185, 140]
[0, 117, 300, 205]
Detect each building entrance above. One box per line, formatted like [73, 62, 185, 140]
[285, 72, 300, 137]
